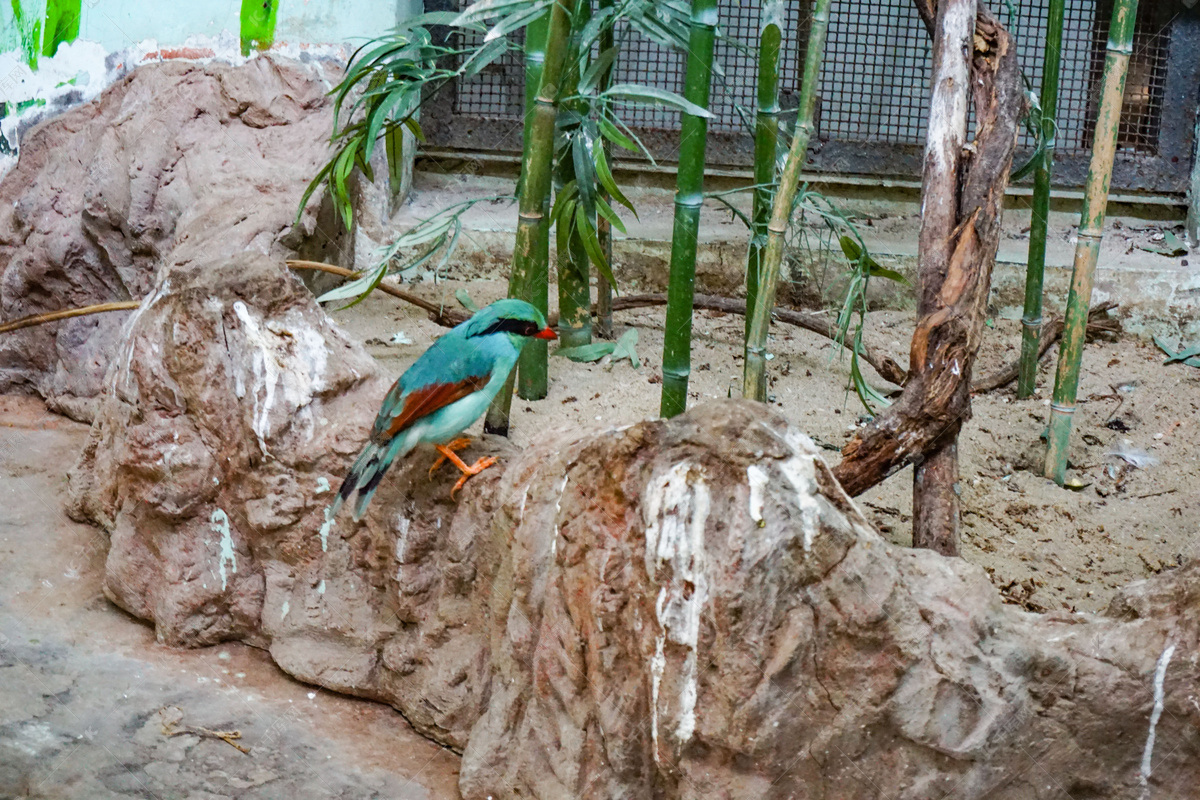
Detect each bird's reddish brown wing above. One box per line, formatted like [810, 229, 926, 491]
[376, 374, 490, 441]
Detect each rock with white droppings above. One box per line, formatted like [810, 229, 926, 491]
[67, 248, 380, 648]
[0, 56, 348, 422]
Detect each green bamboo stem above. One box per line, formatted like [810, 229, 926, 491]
[556, 1, 592, 348]
[594, 0, 616, 339]
[659, 0, 718, 418]
[1017, 0, 1066, 398]
[485, 8, 561, 434]
[743, 0, 832, 402]
[1044, 0, 1139, 484]
[746, 0, 784, 347]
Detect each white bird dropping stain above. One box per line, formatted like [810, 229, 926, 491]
[280, 600, 290, 620]
[747, 464, 769, 527]
[1140, 641, 1177, 798]
[316, 477, 330, 494]
[643, 461, 710, 747]
[210, 509, 237, 591]
[317, 580, 326, 595]
[319, 506, 334, 552]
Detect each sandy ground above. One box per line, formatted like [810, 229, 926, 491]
[331, 274, 1200, 615]
[0, 396, 461, 800]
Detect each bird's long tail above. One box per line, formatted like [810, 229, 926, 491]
[329, 435, 408, 521]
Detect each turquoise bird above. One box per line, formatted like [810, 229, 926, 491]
[331, 299, 556, 520]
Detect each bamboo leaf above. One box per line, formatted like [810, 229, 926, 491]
[555, 341, 616, 361]
[572, 134, 597, 220]
[609, 114, 659, 166]
[484, 1, 552, 41]
[580, 45, 619, 93]
[452, 0, 539, 26]
[610, 327, 639, 367]
[556, 198, 576, 260]
[393, 11, 463, 30]
[595, 196, 627, 234]
[575, 204, 619, 289]
[295, 160, 334, 224]
[598, 116, 639, 152]
[839, 234, 910, 286]
[316, 263, 386, 305]
[849, 326, 890, 412]
[578, 5, 616, 52]
[602, 83, 712, 118]
[550, 181, 578, 224]
[593, 138, 636, 216]
[1153, 335, 1200, 366]
[461, 36, 511, 78]
[455, 288, 481, 313]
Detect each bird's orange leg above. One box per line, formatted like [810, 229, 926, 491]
[432, 443, 498, 499]
[428, 437, 474, 479]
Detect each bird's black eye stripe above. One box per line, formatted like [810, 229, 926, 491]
[474, 318, 540, 337]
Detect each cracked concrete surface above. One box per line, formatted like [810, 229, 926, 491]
[0, 396, 461, 800]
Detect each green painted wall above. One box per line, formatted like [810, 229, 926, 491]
[2, 0, 412, 64]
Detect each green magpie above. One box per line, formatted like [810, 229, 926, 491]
[331, 298, 556, 520]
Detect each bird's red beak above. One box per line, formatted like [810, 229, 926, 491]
[534, 326, 558, 340]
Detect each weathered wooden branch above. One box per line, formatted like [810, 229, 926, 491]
[0, 301, 142, 334]
[971, 302, 1118, 393]
[833, 6, 1026, 546]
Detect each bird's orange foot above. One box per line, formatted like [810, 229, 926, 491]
[428, 438, 474, 479]
[449, 456, 498, 500]
[432, 443, 498, 500]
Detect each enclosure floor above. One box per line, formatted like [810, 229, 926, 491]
[335, 276, 1200, 615]
[0, 396, 461, 800]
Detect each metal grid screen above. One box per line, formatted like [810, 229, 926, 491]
[814, 0, 1169, 155]
[443, 0, 1182, 175]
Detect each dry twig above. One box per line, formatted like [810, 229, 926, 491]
[159, 706, 250, 755]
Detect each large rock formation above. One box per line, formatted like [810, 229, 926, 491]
[67, 249, 1200, 798]
[0, 54, 381, 422]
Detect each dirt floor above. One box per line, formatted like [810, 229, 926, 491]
[0, 397, 461, 799]
[330, 274, 1200, 616]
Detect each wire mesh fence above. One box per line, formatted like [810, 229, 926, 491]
[433, 0, 1192, 191]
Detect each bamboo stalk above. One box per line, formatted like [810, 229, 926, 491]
[659, 0, 719, 418]
[1044, 0, 1139, 484]
[743, 0, 832, 402]
[555, 1, 592, 349]
[745, 0, 784, 349]
[594, 0, 616, 340]
[485, 7, 562, 435]
[1017, 0, 1066, 398]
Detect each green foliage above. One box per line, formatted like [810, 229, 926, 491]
[313, 195, 509, 308]
[1153, 336, 1200, 368]
[556, 328, 639, 366]
[296, 16, 508, 232]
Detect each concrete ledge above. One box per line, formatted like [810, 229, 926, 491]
[393, 170, 1199, 338]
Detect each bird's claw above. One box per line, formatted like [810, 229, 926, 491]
[428, 438, 474, 479]
[450, 456, 498, 500]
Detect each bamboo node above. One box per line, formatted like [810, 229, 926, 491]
[1050, 403, 1076, 415]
